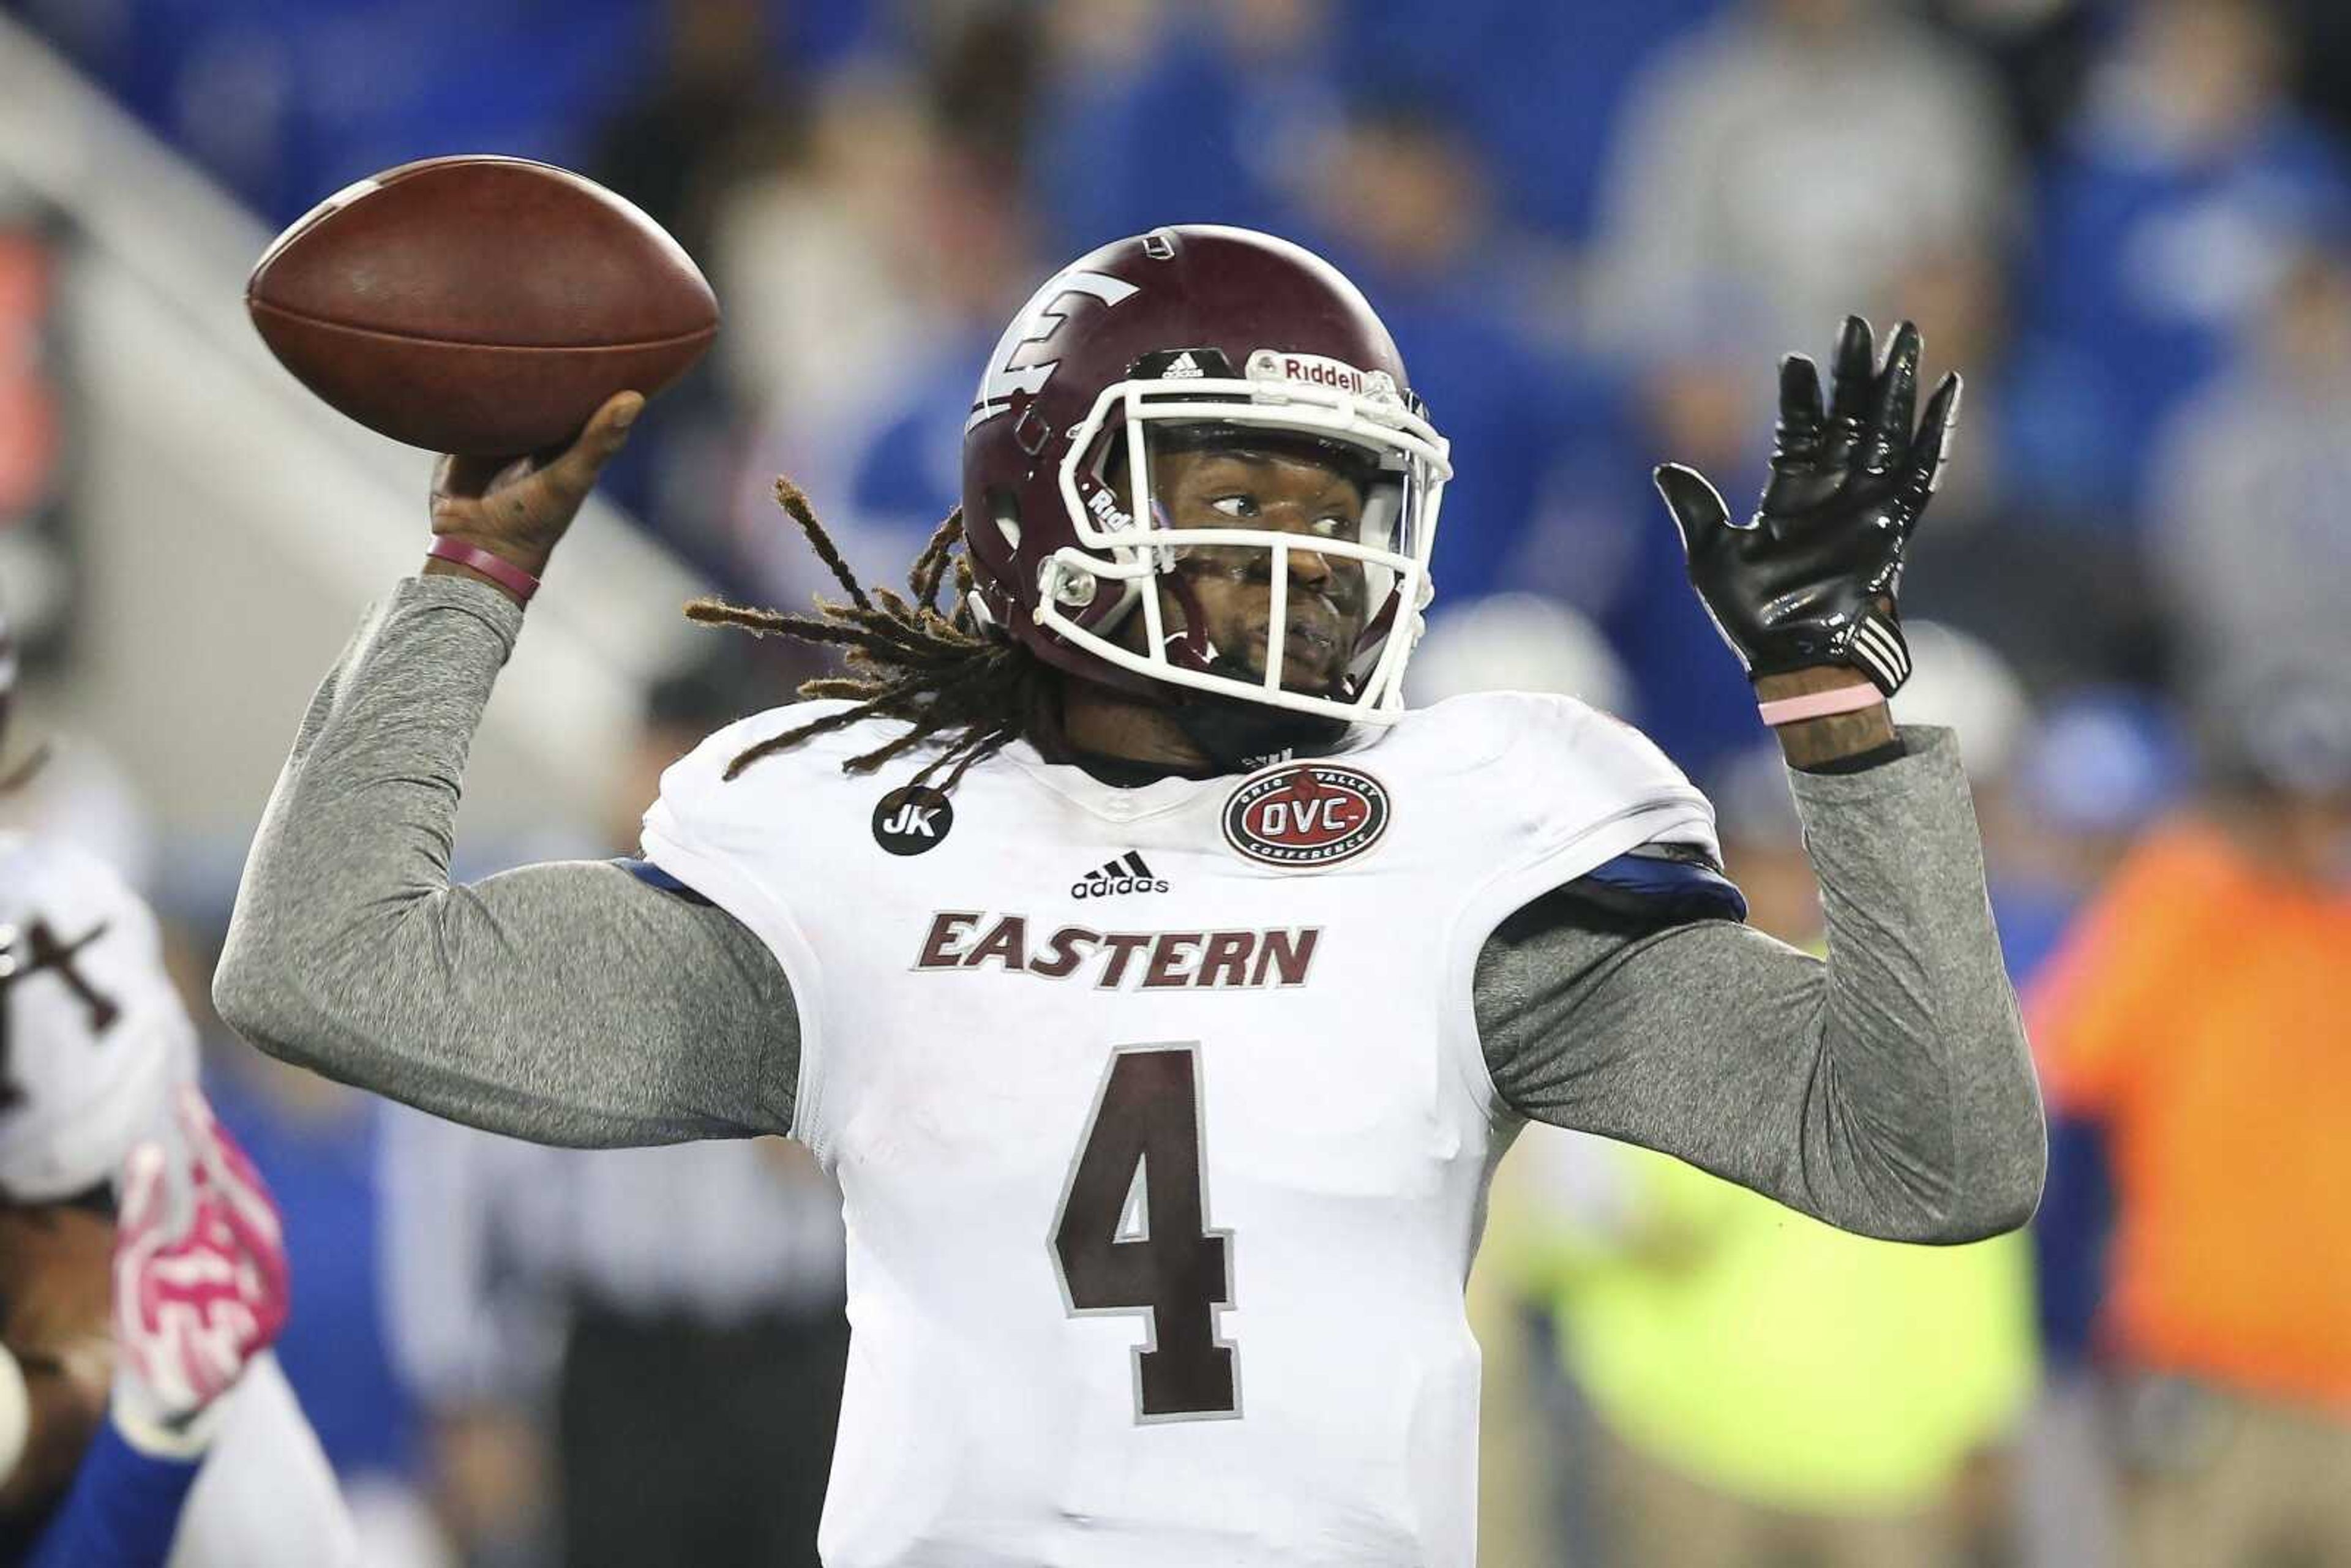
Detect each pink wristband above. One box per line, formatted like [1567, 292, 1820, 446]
[1757, 681, 1886, 727]
[426, 536, 541, 603]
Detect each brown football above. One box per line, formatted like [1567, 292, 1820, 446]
[248, 156, 719, 456]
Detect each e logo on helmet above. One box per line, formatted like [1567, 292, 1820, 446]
[966, 269, 1140, 433]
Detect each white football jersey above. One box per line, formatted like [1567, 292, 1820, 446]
[0, 832, 192, 1202]
[0, 833, 355, 1564]
[169, 1351, 359, 1567]
[643, 692, 1717, 1568]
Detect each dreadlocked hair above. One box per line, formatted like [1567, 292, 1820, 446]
[684, 478, 1057, 792]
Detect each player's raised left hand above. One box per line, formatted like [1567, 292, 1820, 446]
[1654, 316, 1959, 697]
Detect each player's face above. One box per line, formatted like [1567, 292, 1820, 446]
[1144, 445, 1370, 694]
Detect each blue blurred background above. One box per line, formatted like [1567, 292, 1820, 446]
[24, 0, 2351, 767]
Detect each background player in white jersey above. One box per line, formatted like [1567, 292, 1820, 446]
[216, 226, 2044, 1567]
[0, 631, 358, 1567]
[10, 1087, 291, 1567]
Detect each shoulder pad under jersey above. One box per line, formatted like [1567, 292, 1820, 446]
[642, 699, 913, 843]
[1393, 690, 1722, 865]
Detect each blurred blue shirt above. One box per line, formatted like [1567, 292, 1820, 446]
[1335, 0, 1728, 241]
[2019, 103, 2351, 523]
[1029, 13, 1337, 258]
[206, 1073, 422, 1484]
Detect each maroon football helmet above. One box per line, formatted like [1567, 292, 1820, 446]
[960, 225, 1451, 724]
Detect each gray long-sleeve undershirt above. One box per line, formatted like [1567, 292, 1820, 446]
[215, 577, 2044, 1245]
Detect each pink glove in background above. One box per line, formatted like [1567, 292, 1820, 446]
[110, 1086, 290, 1456]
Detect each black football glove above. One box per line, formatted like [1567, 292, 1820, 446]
[1654, 316, 1959, 697]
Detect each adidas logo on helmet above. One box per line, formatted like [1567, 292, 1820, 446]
[1071, 851, 1171, 899]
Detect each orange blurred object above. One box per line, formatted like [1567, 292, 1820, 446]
[2032, 823, 2351, 1411]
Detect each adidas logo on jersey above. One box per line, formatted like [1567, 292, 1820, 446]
[1071, 852, 1169, 900]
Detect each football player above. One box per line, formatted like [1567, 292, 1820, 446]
[0, 624, 357, 1566]
[13, 1091, 289, 1567]
[217, 226, 2044, 1568]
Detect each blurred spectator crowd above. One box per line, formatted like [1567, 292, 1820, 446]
[9, 0, 2351, 1564]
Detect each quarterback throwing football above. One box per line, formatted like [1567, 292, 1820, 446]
[219, 227, 2042, 1568]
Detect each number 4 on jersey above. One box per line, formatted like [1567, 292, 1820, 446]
[1052, 1045, 1239, 1421]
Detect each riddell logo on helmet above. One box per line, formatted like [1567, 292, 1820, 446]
[1086, 487, 1132, 530]
[1246, 349, 1394, 400]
